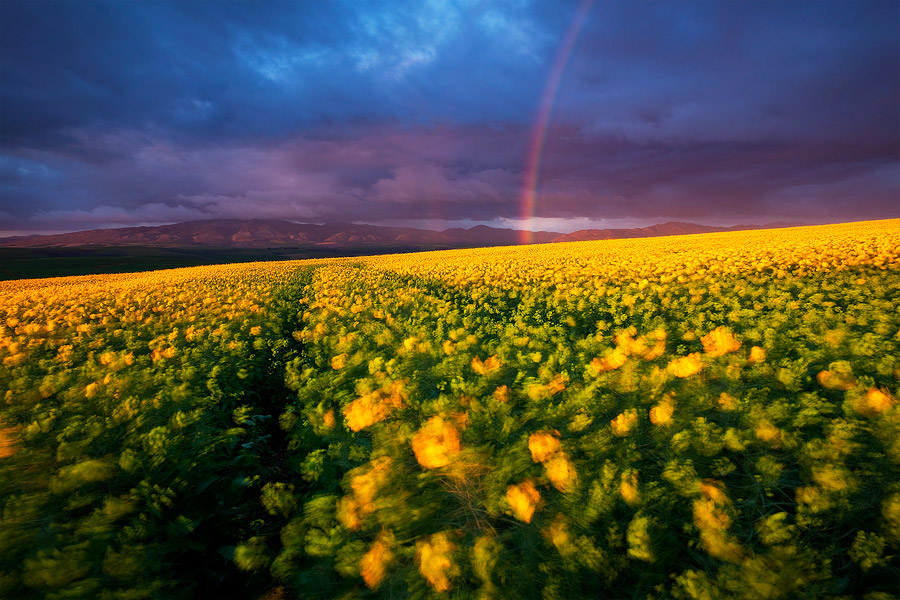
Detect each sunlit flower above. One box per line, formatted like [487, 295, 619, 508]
[852, 387, 896, 417]
[817, 361, 856, 390]
[755, 512, 796, 546]
[471, 355, 501, 375]
[882, 493, 900, 537]
[619, 470, 640, 506]
[321, 409, 336, 430]
[812, 465, 851, 492]
[528, 431, 561, 463]
[361, 529, 394, 589]
[544, 453, 577, 492]
[330, 353, 347, 370]
[492, 385, 510, 404]
[545, 514, 575, 556]
[344, 394, 390, 432]
[754, 419, 782, 443]
[506, 480, 540, 523]
[471, 534, 501, 585]
[416, 532, 458, 592]
[611, 409, 639, 436]
[668, 353, 704, 378]
[691, 481, 743, 562]
[701, 326, 742, 357]
[748, 345, 766, 364]
[795, 485, 832, 513]
[717, 392, 738, 411]
[591, 348, 628, 373]
[641, 329, 667, 360]
[0, 427, 20, 459]
[649, 395, 675, 426]
[411, 416, 461, 469]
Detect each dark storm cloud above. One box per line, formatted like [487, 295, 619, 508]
[0, 0, 897, 234]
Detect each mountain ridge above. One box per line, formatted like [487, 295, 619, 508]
[0, 218, 805, 249]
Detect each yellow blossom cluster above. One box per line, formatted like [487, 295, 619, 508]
[411, 416, 461, 469]
[693, 480, 744, 563]
[337, 457, 393, 531]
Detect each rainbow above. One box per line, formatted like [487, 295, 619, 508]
[519, 0, 595, 244]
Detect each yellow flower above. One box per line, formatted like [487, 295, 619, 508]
[754, 419, 781, 443]
[796, 485, 832, 513]
[748, 346, 766, 364]
[699, 480, 729, 505]
[343, 382, 406, 432]
[0, 427, 20, 459]
[591, 348, 628, 373]
[506, 480, 540, 523]
[411, 417, 461, 469]
[611, 408, 639, 436]
[343, 394, 390, 432]
[852, 387, 897, 417]
[471, 355, 501, 375]
[545, 514, 575, 556]
[649, 395, 675, 426]
[471, 534, 500, 587]
[668, 353, 704, 378]
[812, 465, 850, 492]
[701, 326, 742, 357]
[528, 431, 561, 463]
[338, 457, 393, 530]
[544, 453, 577, 492]
[330, 353, 347, 370]
[321, 409, 336, 430]
[627, 514, 655, 562]
[492, 385, 510, 404]
[882, 493, 900, 537]
[641, 329, 667, 360]
[361, 530, 394, 589]
[351, 457, 392, 505]
[692, 486, 743, 563]
[717, 392, 738, 411]
[546, 373, 566, 395]
[336, 496, 362, 531]
[416, 532, 458, 592]
[817, 362, 856, 390]
[619, 470, 640, 506]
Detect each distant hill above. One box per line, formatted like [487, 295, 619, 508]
[0, 219, 559, 249]
[0, 218, 805, 249]
[551, 221, 805, 242]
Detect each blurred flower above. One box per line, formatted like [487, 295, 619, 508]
[701, 326, 742, 357]
[412, 416, 461, 469]
[506, 480, 540, 523]
[611, 409, 639, 436]
[416, 532, 458, 592]
[668, 353, 704, 378]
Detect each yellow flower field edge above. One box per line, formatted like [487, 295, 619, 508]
[0, 264, 316, 599]
[1, 218, 898, 599]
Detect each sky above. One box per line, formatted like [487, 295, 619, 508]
[1, 0, 898, 236]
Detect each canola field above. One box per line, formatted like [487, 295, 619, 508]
[1, 219, 899, 600]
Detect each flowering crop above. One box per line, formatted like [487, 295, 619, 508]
[1, 219, 899, 599]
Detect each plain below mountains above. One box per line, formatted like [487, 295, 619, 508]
[0, 219, 803, 249]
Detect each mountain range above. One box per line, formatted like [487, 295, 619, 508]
[0, 219, 804, 249]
